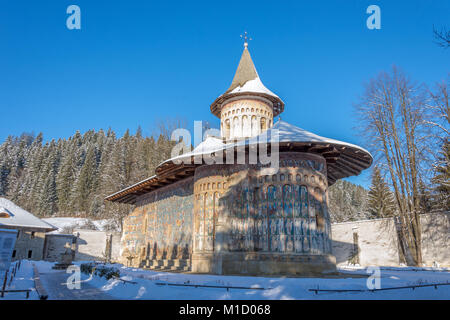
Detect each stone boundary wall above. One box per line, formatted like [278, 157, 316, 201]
[331, 212, 449, 267]
[73, 229, 121, 262]
[43, 233, 75, 262]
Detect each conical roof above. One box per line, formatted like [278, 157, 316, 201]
[227, 47, 259, 92]
[210, 47, 284, 118]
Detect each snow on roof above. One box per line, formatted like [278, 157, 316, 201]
[163, 136, 227, 165]
[224, 47, 280, 100]
[227, 77, 280, 100]
[162, 120, 371, 165]
[106, 122, 372, 203]
[105, 175, 157, 200]
[0, 198, 57, 231]
[210, 46, 284, 117]
[237, 120, 372, 156]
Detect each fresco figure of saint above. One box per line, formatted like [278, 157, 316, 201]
[269, 218, 276, 235]
[285, 218, 293, 236]
[279, 235, 286, 252]
[286, 236, 294, 252]
[294, 218, 302, 235]
[277, 218, 284, 235]
[294, 235, 302, 253]
[270, 236, 278, 252]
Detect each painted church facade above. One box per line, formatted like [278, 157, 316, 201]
[107, 43, 372, 275]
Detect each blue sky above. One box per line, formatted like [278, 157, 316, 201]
[0, 0, 448, 187]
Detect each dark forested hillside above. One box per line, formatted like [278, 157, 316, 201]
[0, 127, 176, 227]
[328, 180, 370, 223]
[0, 128, 372, 225]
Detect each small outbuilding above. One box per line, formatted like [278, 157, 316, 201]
[0, 198, 57, 261]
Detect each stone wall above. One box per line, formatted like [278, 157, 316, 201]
[331, 212, 449, 267]
[43, 233, 75, 262]
[0, 226, 47, 261]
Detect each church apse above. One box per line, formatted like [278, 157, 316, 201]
[191, 152, 335, 275]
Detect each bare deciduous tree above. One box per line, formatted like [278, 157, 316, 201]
[355, 66, 430, 266]
[433, 25, 450, 49]
[426, 78, 449, 137]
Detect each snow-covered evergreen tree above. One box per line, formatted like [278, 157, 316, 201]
[431, 139, 450, 210]
[367, 166, 396, 218]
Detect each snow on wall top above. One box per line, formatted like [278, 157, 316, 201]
[0, 198, 57, 230]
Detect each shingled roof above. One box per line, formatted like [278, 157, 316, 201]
[210, 46, 284, 118]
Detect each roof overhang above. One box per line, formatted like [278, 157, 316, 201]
[105, 141, 371, 204]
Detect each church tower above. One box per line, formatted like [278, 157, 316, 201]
[210, 35, 284, 141]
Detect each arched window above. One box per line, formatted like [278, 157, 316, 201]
[260, 117, 266, 131]
[225, 119, 230, 138]
[251, 115, 258, 136]
[233, 116, 239, 138]
[242, 115, 250, 137]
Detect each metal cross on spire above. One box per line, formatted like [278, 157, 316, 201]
[240, 31, 252, 48]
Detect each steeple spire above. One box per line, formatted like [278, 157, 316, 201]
[209, 36, 285, 119]
[227, 44, 258, 93]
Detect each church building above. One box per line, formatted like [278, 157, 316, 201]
[106, 40, 372, 275]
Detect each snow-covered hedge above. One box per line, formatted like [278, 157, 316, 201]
[80, 263, 120, 280]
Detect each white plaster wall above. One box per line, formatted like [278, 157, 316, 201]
[331, 212, 450, 267]
[420, 213, 450, 267]
[73, 229, 121, 262]
[332, 218, 400, 267]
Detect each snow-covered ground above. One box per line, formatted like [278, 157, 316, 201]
[42, 217, 118, 233]
[28, 261, 450, 300]
[0, 260, 39, 300]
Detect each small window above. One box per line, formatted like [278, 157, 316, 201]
[27, 250, 32, 259]
[12, 250, 16, 258]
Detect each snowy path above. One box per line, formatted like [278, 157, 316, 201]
[29, 261, 450, 300]
[38, 269, 114, 300]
